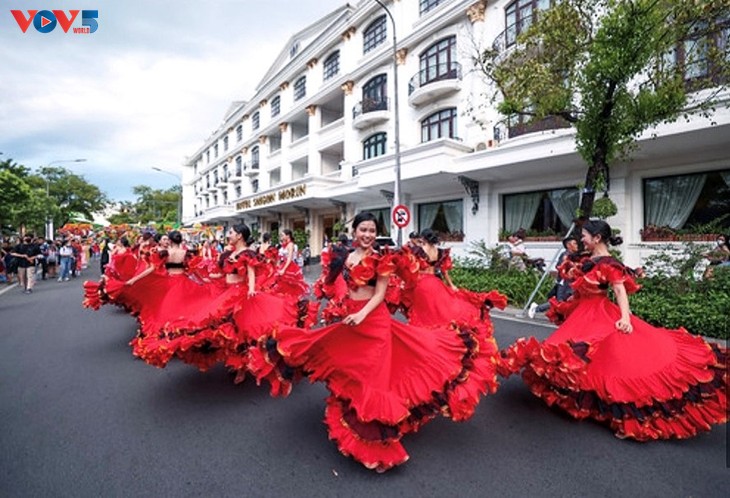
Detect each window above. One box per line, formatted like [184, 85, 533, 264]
[418, 200, 464, 241]
[369, 207, 391, 237]
[252, 179, 259, 193]
[420, 0, 443, 15]
[235, 185, 241, 198]
[236, 124, 243, 142]
[294, 76, 306, 101]
[252, 111, 260, 131]
[222, 164, 228, 181]
[643, 170, 730, 232]
[672, 17, 730, 87]
[505, 0, 552, 48]
[290, 41, 300, 58]
[223, 136, 229, 152]
[223, 191, 228, 205]
[323, 51, 340, 81]
[271, 96, 280, 118]
[362, 74, 388, 112]
[421, 108, 457, 142]
[363, 15, 387, 54]
[213, 143, 219, 158]
[270, 168, 281, 187]
[418, 36, 457, 87]
[363, 132, 387, 160]
[251, 146, 260, 169]
[206, 150, 210, 164]
[502, 187, 579, 236]
[235, 156, 242, 176]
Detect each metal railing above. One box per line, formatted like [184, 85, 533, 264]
[408, 61, 462, 95]
[352, 97, 390, 119]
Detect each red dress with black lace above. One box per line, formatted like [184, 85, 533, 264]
[501, 255, 727, 440]
[130, 248, 303, 378]
[253, 248, 500, 472]
[82, 248, 140, 312]
[399, 245, 507, 332]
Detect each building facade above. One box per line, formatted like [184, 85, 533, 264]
[182, 0, 730, 267]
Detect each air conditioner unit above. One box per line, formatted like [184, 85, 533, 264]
[475, 142, 487, 151]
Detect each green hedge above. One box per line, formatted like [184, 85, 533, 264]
[451, 265, 730, 340]
[450, 267, 554, 309]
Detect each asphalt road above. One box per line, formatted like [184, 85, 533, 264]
[0, 264, 727, 497]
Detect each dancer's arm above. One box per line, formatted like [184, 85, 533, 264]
[342, 275, 387, 326]
[612, 282, 633, 334]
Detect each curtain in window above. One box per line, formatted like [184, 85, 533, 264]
[504, 192, 541, 233]
[548, 189, 579, 228]
[720, 170, 730, 187]
[419, 203, 440, 231]
[442, 201, 463, 233]
[645, 174, 706, 228]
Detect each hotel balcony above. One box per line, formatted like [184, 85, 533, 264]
[408, 62, 462, 106]
[243, 161, 260, 176]
[352, 97, 390, 129]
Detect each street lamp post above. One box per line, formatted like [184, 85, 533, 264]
[45, 158, 87, 239]
[373, 0, 403, 246]
[151, 167, 182, 226]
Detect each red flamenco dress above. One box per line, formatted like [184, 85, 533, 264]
[256, 249, 499, 472]
[399, 245, 508, 332]
[501, 255, 727, 440]
[257, 244, 309, 300]
[132, 249, 303, 381]
[82, 248, 139, 312]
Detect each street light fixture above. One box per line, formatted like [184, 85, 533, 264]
[373, 0, 403, 246]
[45, 158, 87, 239]
[151, 167, 183, 226]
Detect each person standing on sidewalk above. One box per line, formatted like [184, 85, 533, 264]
[11, 235, 41, 293]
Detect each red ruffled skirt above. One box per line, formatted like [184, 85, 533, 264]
[501, 295, 728, 440]
[260, 298, 500, 472]
[405, 274, 507, 332]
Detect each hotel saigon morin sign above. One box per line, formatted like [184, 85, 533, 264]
[236, 184, 307, 211]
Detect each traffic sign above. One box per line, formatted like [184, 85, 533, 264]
[392, 204, 410, 228]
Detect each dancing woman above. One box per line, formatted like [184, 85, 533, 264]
[400, 228, 507, 331]
[501, 220, 727, 440]
[257, 212, 500, 472]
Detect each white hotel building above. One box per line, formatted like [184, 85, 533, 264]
[182, 0, 730, 267]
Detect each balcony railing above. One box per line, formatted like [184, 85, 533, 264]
[494, 114, 572, 142]
[352, 97, 389, 119]
[408, 62, 462, 95]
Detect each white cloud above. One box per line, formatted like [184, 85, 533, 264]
[0, 0, 346, 200]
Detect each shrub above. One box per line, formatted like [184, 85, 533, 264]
[450, 266, 554, 309]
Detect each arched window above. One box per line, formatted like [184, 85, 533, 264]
[363, 15, 387, 54]
[271, 95, 281, 118]
[419, 36, 457, 86]
[421, 108, 457, 142]
[323, 51, 340, 81]
[252, 111, 260, 131]
[251, 146, 260, 168]
[363, 132, 387, 160]
[294, 76, 307, 101]
[362, 74, 388, 112]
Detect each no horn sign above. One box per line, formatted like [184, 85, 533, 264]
[392, 205, 410, 228]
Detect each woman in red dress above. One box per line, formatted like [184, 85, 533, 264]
[400, 228, 507, 333]
[255, 212, 500, 472]
[501, 220, 727, 440]
[131, 224, 301, 382]
[260, 228, 308, 299]
[83, 236, 139, 312]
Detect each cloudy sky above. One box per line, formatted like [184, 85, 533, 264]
[0, 0, 347, 201]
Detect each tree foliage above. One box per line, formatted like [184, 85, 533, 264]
[475, 0, 730, 220]
[128, 185, 181, 226]
[0, 158, 108, 236]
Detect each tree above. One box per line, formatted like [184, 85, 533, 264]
[130, 185, 181, 226]
[474, 0, 730, 220]
[38, 166, 108, 229]
[0, 166, 32, 235]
